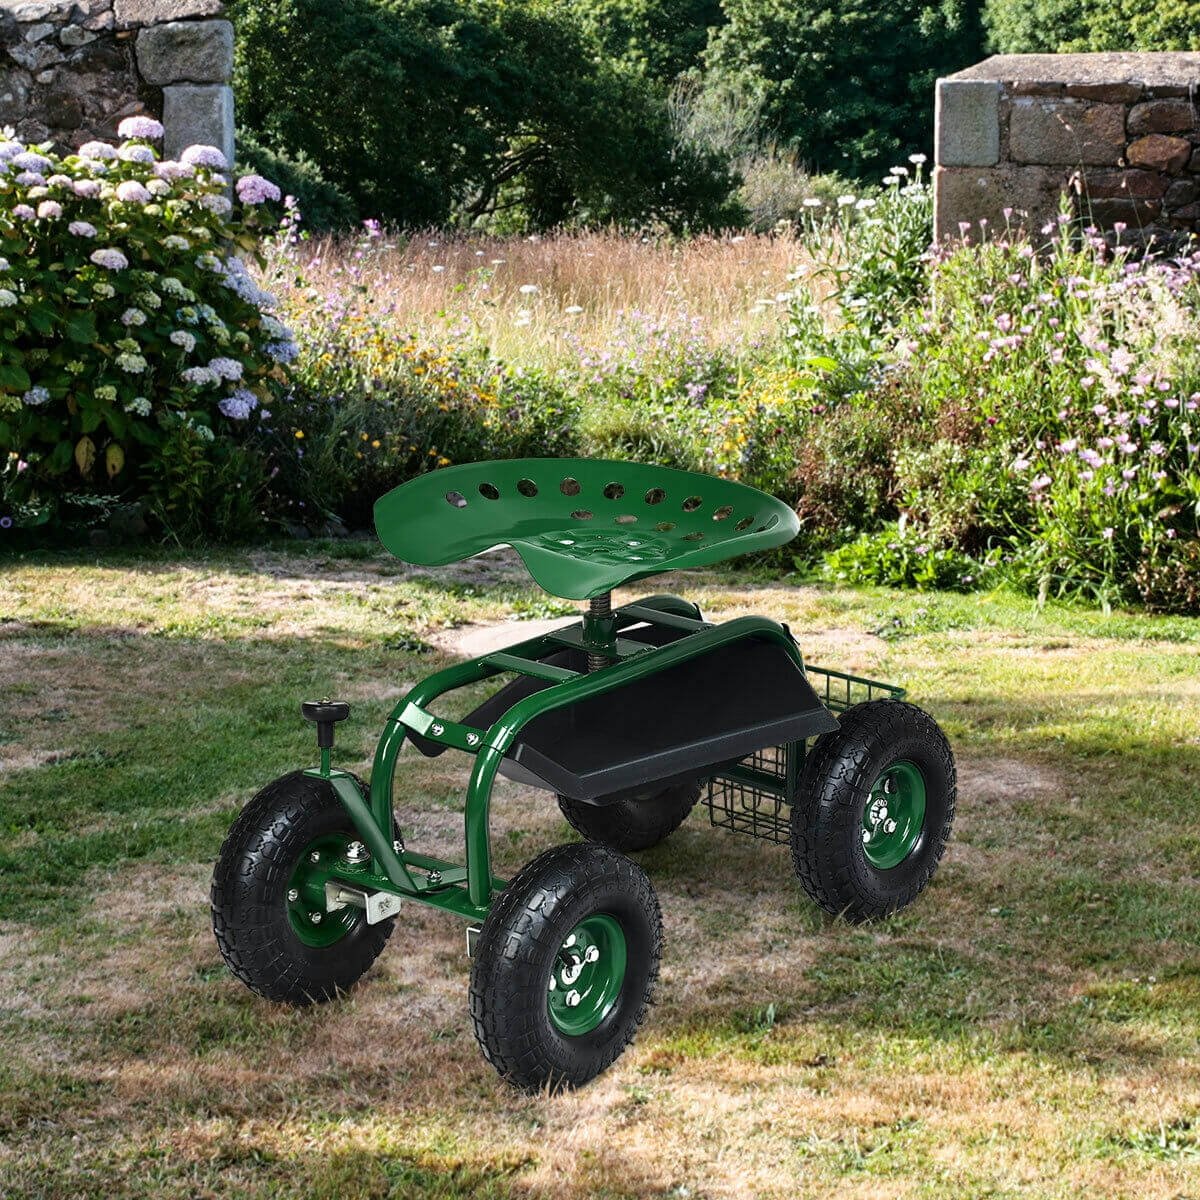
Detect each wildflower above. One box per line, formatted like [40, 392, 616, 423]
[1012, 456, 1031, 471]
[36, 200, 61, 219]
[1102, 527, 1114, 540]
[909, 152, 927, 164]
[22, 386, 49, 406]
[294, 429, 304, 438]
[218, 388, 258, 420]
[68, 220, 97, 238]
[114, 180, 151, 204]
[235, 173, 281, 205]
[90, 248, 128, 270]
[803, 197, 823, 207]
[118, 143, 155, 164]
[169, 330, 196, 352]
[125, 396, 152, 416]
[12, 205, 36, 220]
[117, 116, 164, 140]
[208, 356, 243, 381]
[77, 141, 117, 160]
[115, 352, 147, 373]
[1031, 474, 1052, 491]
[181, 144, 228, 169]
[564, 305, 584, 314]
[518, 284, 539, 295]
[837, 194, 856, 207]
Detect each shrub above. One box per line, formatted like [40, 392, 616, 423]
[236, 132, 355, 233]
[0, 120, 290, 537]
[822, 525, 992, 591]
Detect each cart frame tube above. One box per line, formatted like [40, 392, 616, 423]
[327, 596, 808, 916]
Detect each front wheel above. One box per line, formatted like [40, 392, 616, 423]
[469, 842, 662, 1091]
[790, 700, 956, 922]
[211, 770, 397, 1005]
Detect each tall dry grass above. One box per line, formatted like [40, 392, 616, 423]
[275, 227, 810, 363]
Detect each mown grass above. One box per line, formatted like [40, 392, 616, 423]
[1, 543, 1199, 1198]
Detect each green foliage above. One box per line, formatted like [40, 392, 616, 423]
[576, 0, 724, 82]
[0, 125, 290, 538]
[983, 0, 1200, 51]
[704, 0, 983, 178]
[233, 0, 741, 232]
[823, 525, 992, 591]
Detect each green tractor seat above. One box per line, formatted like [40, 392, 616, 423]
[374, 458, 799, 599]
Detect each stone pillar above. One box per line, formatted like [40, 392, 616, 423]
[933, 52, 1200, 247]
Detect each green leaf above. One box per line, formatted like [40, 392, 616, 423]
[64, 312, 97, 344]
[80, 408, 103, 434]
[0, 364, 31, 392]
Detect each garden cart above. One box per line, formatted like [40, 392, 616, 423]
[211, 459, 956, 1090]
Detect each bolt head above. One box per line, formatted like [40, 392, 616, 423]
[584, 945, 600, 964]
[393, 839, 404, 854]
[566, 989, 581, 1007]
[310, 911, 322, 924]
[564, 934, 576, 948]
[862, 829, 870, 842]
[884, 819, 898, 834]
[344, 840, 369, 864]
[309, 850, 320, 863]
[287, 888, 299, 902]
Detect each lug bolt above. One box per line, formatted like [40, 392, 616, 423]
[345, 841, 369, 864]
[584, 946, 600, 964]
[862, 829, 870, 842]
[287, 888, 299, 902]
[310, 911, 322, 924]
[884, 819, 897, 834]
[566, 989, 581, 1007]
[393, 839, 404, 855]
[309, 850, 320, 864]
[548, 977, 556, 990]
[564, 934, 576, 948]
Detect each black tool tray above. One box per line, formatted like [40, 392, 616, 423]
[412, 623, 838, 804]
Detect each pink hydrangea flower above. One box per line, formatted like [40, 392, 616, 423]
[235, 173, 282, 205]
[118, 144, 156, 165]
[73, 178, 102, 198]
[12, 204, 36, 220]
[154, 160, 195, 181]
[181, 144, 228, 170]
[36, 200, 62, 219]
[115, 180, 151, 204]
[117, 115, 165, 140]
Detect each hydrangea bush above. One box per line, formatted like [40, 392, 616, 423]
[0, 117, 292, 530]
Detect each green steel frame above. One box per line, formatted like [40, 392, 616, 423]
[303, 593, 901, 926]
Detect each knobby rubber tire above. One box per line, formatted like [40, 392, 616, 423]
[211, 770, 396, 1005]
[556, 781, 701, 852]
[791, 700, 956, 923]
[469, 842, 662, 1091]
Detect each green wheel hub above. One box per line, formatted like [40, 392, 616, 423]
[861, 760, 926, 870]
[546, 914, 627, 1037]
[287, 833, 361, 948]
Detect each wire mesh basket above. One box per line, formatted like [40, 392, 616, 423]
[703, 665, 905, 844]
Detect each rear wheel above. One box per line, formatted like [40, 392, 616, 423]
[211, 770, 397, 1005]
[469, 842, 661, 1091]
[557, 781, 701, 852]
[790, 701, 956, 922]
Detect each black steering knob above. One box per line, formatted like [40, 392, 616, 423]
[301, 699, 350, 749]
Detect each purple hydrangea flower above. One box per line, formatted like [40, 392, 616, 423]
[115, 180, 151, 204]
[154, 160, 195, 181]
[266, 340, 299, 363]
[117, 116, 165, 141]
[36, 200, 62, 219]
[219, 389, 258, 420]
[11, 151, 52, 174]
[199, 193, 232, 216]
[77, 141, 117, 160]
[235, 174, 282, 205]
[181, 144, 228, 170]
[22, 386, 50, 407]
[15, 171, 45, 186]
[12, 205, 36, 220]
[181, 366, 218, 387]
[118, 144, 156, 165]
[68, 220, 97, 238]
[0, 141, 23, 161]
[72, 179, 102, 198]
[90, 248, 129, 270]
[208, 356, 243, 381]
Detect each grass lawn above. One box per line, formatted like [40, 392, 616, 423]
[1, 543, 1199, 1199]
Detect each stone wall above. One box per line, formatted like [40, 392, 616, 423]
[934, 53, 1200, 246]
[0, 0, 233, 163]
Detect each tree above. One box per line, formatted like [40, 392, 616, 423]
[983, 0, 1200, 51]
[704, 0, 984, 178]
[232, 0, 740, 230]
[574, 0, 725, 82]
